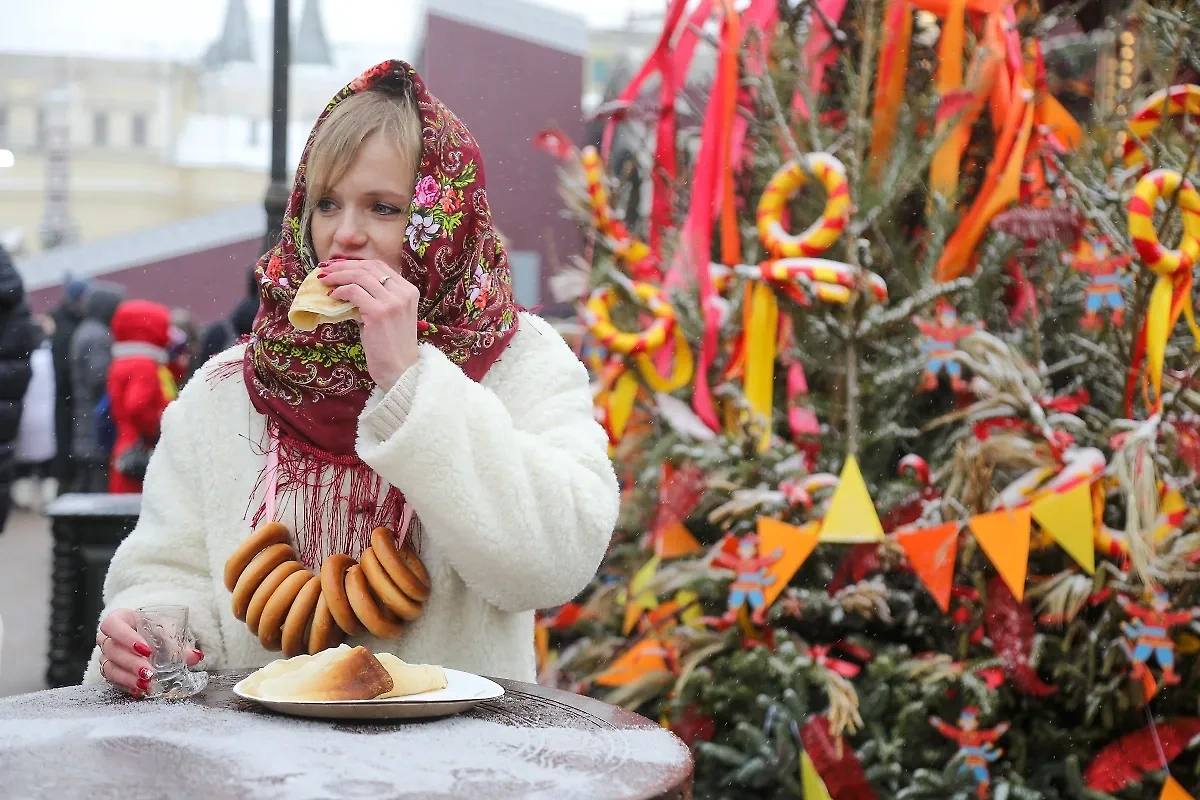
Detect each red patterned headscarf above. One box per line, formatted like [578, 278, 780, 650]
[240, 60, 519, 559]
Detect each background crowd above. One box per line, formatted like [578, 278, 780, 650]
[0, 245, 259, 530]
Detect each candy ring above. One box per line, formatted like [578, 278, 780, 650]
[757, 258, 888, 304]
[1123, 84, 1200, 169]
[1128, 169, 1200, 277]
[580, 146, 657, 276]
[582, 282, 676, 355]
[756, 153, 851, 259]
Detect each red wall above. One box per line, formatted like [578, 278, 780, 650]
[423, 15, 584, 315]
[27, 238, 263, 326]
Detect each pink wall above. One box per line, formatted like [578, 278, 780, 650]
[27, 238, 263, 326]
[423, 15, 584, 315]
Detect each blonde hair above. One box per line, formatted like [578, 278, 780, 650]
[302, 90, 424, 241]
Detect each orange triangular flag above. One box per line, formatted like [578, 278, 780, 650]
[1161, 776, 1195, 800]
[593, 639, 672, 687]
[969, 506, 1032, 601]
[757, 518, 820, 608]
[1031, 482, 1096, 574]
[895, 523, 960, 612]
[656, 519, 704, 559]
[820, 457, 885, 543]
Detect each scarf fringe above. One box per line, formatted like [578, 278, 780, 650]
[244, 426, 416, 570]
[206, 335, 256, 385]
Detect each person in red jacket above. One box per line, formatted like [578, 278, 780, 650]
[107, 300, 177, 494]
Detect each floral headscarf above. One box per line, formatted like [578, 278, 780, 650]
[240, 60, 519, 557]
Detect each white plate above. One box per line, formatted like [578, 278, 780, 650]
[232, 668, 505, 720]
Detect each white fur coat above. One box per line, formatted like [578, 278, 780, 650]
[81, 313, 619, 685]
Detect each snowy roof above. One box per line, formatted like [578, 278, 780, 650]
[431, 0, 587, 56]
[14, 204, 265, 291]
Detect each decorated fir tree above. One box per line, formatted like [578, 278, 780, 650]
[535, 1, 1200, 798]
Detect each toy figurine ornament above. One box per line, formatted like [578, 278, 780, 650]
[1119, 586, 1200, 688]
[930, 707, 1010, 799]
[1068, 236, 1133, 329]
[712, 535, 784, 626]
[913, 300, 981, 392]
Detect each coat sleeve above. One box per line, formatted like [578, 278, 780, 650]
[356, 315, 619, 613]
[81, 380, 223, 684]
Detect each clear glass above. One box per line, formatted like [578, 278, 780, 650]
[134, 604, 208, 699]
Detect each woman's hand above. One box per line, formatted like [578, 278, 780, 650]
[96, 608, 204, 698]
[318, 259, 421, 391]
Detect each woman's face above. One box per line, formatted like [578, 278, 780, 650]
[309, 132, 415, 273]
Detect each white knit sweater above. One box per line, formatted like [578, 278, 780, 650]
[81, 313, 619, 685]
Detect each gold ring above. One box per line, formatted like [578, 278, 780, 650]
[99, 658, 109, 679]
[379, 274, 390, 286]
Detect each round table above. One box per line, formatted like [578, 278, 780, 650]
[0, 671, 693, 800]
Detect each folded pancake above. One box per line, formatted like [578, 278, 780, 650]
[288, 269, 361, 331]
[375, 653, 449, 698]
[249, 644, 394, 701]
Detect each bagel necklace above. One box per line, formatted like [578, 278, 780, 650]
[223, 433, 430, 657]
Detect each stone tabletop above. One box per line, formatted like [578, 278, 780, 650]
[0, 670, 693, 800]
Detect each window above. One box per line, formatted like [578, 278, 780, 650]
[508, 251, 542, 309]
[0, 107, 7, 144]
[131, 114, 147, 147]
[93, 111, 108, 146]
[591, 58, 610, 86]
[247, 118, 258, 146]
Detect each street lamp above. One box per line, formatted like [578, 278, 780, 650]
[263, 0, 291, 252]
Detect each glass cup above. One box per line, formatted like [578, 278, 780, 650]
[134, 604, 209, 700]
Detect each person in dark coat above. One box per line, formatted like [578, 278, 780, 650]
[0, 246, 37, 530]
[50, 278, 89, 490]
[197, 265, 260, 366]
[68, 281, 126, 493]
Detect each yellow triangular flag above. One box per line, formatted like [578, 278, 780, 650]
[1031, 482, 1096, 574]
[1161, 776, 1195, 800]
[969, 507, 1032, 602]
[623, 556, 661, 635]
[801, 750, 833, 800]
[819, 456, 885, 542]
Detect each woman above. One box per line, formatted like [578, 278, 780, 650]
[86, 61, 618, 696]
[106, 300, 176, 495]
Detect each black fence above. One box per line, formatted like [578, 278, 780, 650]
[44, 494, 141, 688]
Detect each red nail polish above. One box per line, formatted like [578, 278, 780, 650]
[193, 649, 204, 660]
[139, 667, 153, 681]
[137, 677, 150, 691]
[317, 272, 328, 279]
[131, 689, 143, 700]
[133, 642, 152, 657]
